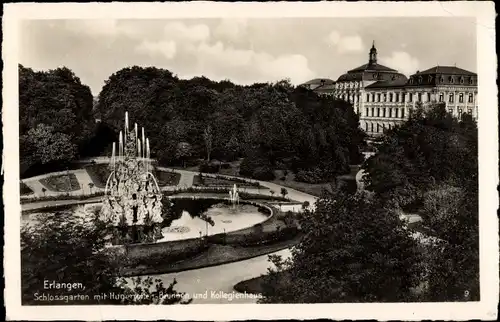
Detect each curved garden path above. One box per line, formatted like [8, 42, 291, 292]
[21, 158, 318, 210]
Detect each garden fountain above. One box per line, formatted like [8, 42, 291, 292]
[228, 184, 239, 209]
[100, 112, 164, 245]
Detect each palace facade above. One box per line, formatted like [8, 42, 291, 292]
[301, 42, 478, 136]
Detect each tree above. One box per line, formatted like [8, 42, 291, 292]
[88, 182, 95, 194]
[41, 187, 47, 196]
[19, 65, 96, 166]
[260, 190, 423, 303]
[270, 190, 275, 197]
[361, 103, 479, 302]
[203, 125, 213, 161]
[301, 201, 310, 210]
[22, 124, 78, 167]
[21, 207, 190, 305]
[280, 187, 288, 199]
[175, 142, 193, 168]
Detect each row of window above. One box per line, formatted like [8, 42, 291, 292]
[366, 91, 475, 104]
[365, 122, 393, 133]
[449, 108, 473, 115]
[409, 75, 476, 85]
[365, 107, 405, 119]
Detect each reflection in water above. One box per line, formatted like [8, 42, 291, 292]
[158, 199, 268, 241]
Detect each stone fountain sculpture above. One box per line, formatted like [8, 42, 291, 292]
[100, 112, 164, 244]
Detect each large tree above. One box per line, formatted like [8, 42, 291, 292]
[260, 190, 423, 303]
[19, 65, 96, 171]
[361, 103, 479, 301]
[97, 66, 364, 178]
[21, 207, 190, 305]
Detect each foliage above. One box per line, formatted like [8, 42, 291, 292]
[294, 168, 328, 184]
[22, 124, 78, 166]
[199, 161, 220, 173]
[21, 208, 189, 305]
[260, 190, 423, 303]
[361, 103, 479, 302]
[280, 188, 288, 198]
[19, 65, 97, 172]
[96, 67, 364, 178]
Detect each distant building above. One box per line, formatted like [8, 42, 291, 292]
[301, 41, 478, 136]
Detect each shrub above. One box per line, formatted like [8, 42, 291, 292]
[295, 168, 328, 184]
[199, 161, 220, 173]
[239, 156, 273, 179]
[220, 163, 231, 169]
[252, 166, 275, 181]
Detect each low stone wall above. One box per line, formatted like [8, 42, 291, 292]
[108, 198, 276, 264]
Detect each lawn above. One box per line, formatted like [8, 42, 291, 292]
[20, 182, 34, 195]
[193, 174, 262, 188]
[39, 173, 81, 192]
[155, 170, 181, 186]
[84, 164, 110, 188]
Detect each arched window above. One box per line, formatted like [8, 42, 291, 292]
[459, 93, 464, 103]
[449, 76, 454, 84]
[468, 93, 474, 103]
[396, 93, 400, 102]
[408, 93, 413, 102]
[449, 93, 454, 103]
[366, 93, 370, 102]
[460, 77, 464, 84]
[377, 108, 380, 117]
[418, 76, 423, 84]
[439, 93, 444, 102]
[389, 93, 393, 102]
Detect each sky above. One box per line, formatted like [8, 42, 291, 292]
[19, 17, 477, 95]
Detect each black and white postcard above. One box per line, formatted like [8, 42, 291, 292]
[3, 2, 498, 321]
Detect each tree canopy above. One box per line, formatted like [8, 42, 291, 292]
[362, 103, 479, 301]
[21, 207, 190, 305]
[97, 66, 365, 181]
[19, 65, 98, 175]
[260, 190, 423, 303]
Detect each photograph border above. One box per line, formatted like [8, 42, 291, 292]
[3, 2, 498, 320]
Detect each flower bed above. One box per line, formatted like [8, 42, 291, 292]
[155, 170, 181, 186]
[20, 182, 34, 195]
[84, 164, 110, 188]
[39, 173, 81, 192]
[20, 191, 105, 205]
[193, 174, 262, 188]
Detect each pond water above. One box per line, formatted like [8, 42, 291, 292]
[21, 198, 270, 242]
[158, 198, 269, 241]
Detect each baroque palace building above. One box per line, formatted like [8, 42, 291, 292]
[301, 42, 478, 136]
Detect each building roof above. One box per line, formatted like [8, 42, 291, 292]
[301, 78, 335, 86]
[416, 66, 476, 76]
[348, 63, 397, 73]
[365, 77, 409, 89]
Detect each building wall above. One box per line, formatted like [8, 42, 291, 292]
[325, 83, 478, 137]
